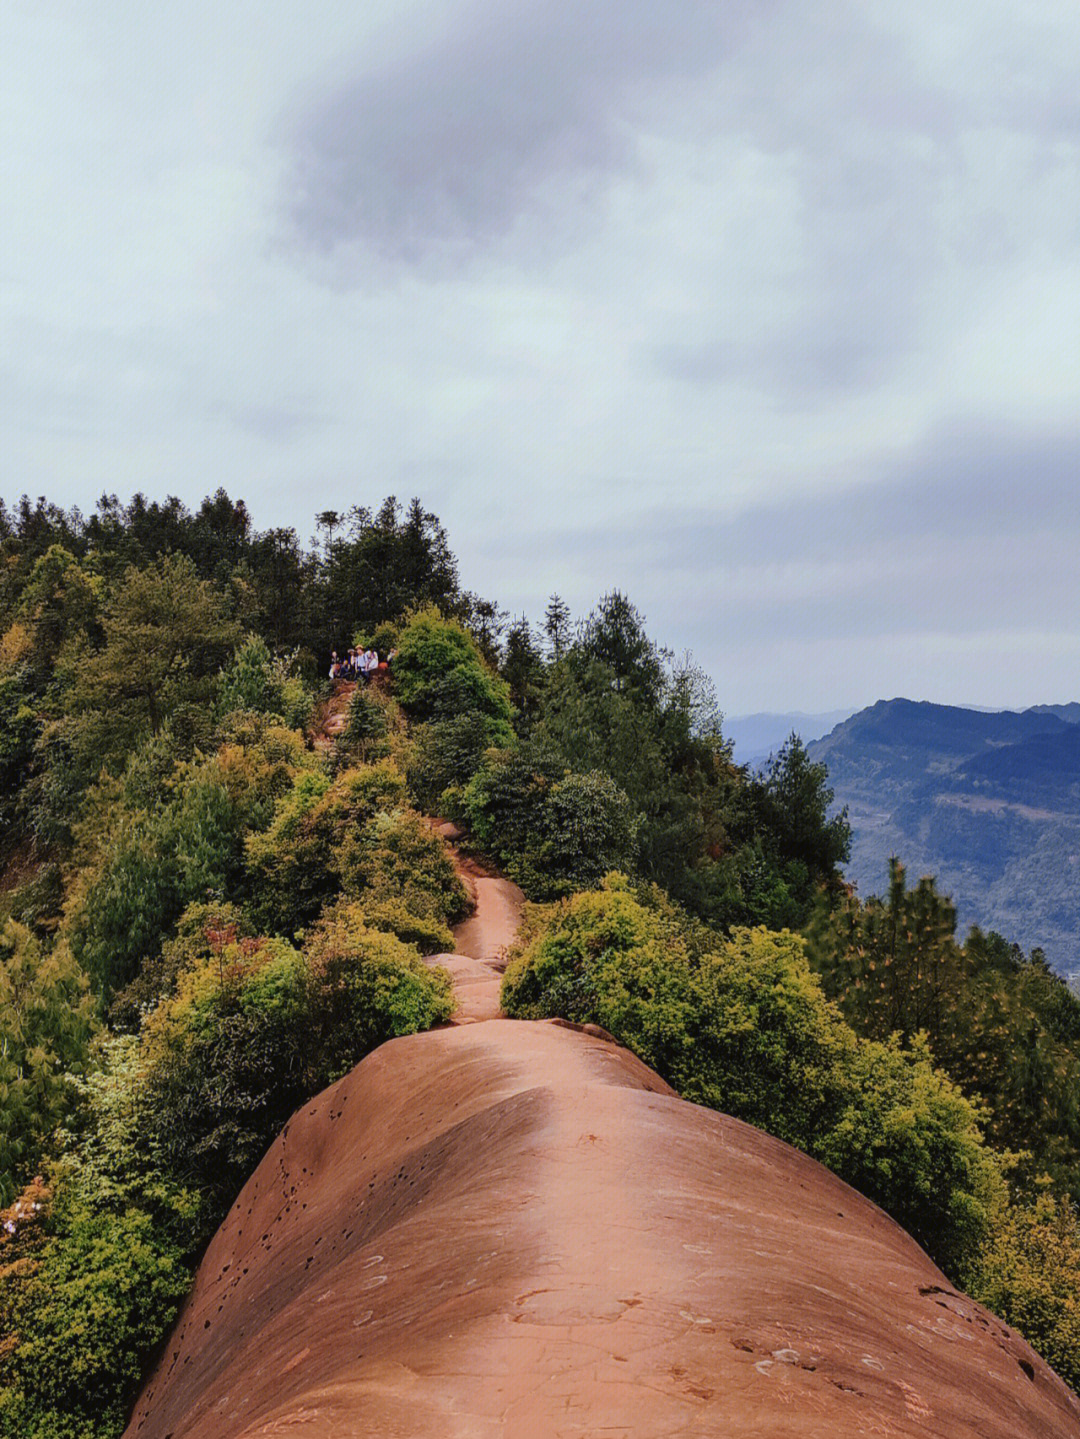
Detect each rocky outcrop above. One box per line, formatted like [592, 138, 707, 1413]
[126, 1012, 1080, 1438]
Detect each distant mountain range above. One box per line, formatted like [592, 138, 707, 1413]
[806, 699, 1080, 975]
[725, 709, 856, 765]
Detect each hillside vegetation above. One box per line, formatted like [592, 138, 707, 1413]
[2, 491, 1080, 1433]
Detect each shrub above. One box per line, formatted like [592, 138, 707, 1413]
[337, 685, 391, 764]
[529, 771, 637, 896]
[4, 866, 64, 936]
[676, 926, 854, 1149]
[0, 667, 38, 836]
[391, 608, 514, 731]
[139, 909, 455, 1206]
[337, 809, 470, 924]
[66, 735, 308, 996]
[459, 743, 566, 856]
[0, 1040, 201, 1439]
[814, 1033, 1006, 1278]
[0, 923, 95, 1204]
[243, 769, 334, 932]
[502, 878, 1003, 1282]
[215, 635, 313, 731]
[0, 1204, 191, 1439]
[245, 761, 412, 934]
[107, 900, 254, 1030]
[358, 897, 455, 955]
[354, 620, 400, 658]
[970, 1189, 1080, 1390]
[139, 937, 313, 1205]
[462, 746, 638, 898]
[501, 877, 698, 1076]
[405, 710, 496, 813]
[302, 905, 454, 1079]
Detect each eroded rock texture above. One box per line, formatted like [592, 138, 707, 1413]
[126, 1017, 1080, 1438]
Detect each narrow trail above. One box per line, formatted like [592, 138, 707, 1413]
[430, 821, 524, 1024]
[311, 678, 525, 1023]
[311, 678, 355, 752]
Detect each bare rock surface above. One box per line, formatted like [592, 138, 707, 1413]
[126, 1020, 1080, 1438]
[311, 681, 355, 752]
[124, 836, 1080, 1438]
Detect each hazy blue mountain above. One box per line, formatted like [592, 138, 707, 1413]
[726, 709, 855, 766]
[1026, 703, 1080, 726]
[807, 699, 1080, 975]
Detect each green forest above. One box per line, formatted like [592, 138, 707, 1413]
[1, 490, 1079, 1436]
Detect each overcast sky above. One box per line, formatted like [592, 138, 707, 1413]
[3, 1, 1079, 713]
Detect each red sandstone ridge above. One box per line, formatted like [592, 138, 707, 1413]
[126, 1018, 1080, 1438]
[124, 835, 1080, 1436]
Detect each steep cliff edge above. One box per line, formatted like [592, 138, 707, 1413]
[123, 847, 1080, 1438]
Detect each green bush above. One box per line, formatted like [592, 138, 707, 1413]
[215, 635, 313, 731]
[0, 923, 95, 1204]
[502, 877, 1004, 1282]
[337, 684, 391, 764]
[0, 666, 38, 840]
[65, 730, 311, 996]
[67, 759, 252, 996]
[139, 909, 454, 1207]
[302, 904, 454, 1080]
[529, 771, 637, 896]
[675, 926, 854, 1149]
[336, 809, 470, 925]
[405, 710, 496, 813]
[4, 866, 64, 936]
[243, 769, 334, 932]
[49, 552, 240, 792]
[0, 1040, 202, 1439]
[459, 743, 566, 857]
[246, 757, 468, 938]
[970, 1189, 1080, 1391]
[0, 1205, 191, 1439]
[354, 620, 400, 657]
[107, 900, 254, 1030]
[815, 1033, 1005, 1278]
[391, 607, 513, 731]
[358, 897, 455, 955]
[461, 746, 638, 898]
[139, 937, 313, 1205]
[501, 876, 696, 1074]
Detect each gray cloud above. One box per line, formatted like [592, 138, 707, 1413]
[662, 419, 1080, 563]
[8, 1, 1080, 713]
[470, 415, 1080, 650]
[282, 0, 757, 263]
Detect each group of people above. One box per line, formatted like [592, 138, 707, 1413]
[328, 645, 394, 682]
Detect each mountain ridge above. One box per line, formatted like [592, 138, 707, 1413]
[807, 698, 1080, 972]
